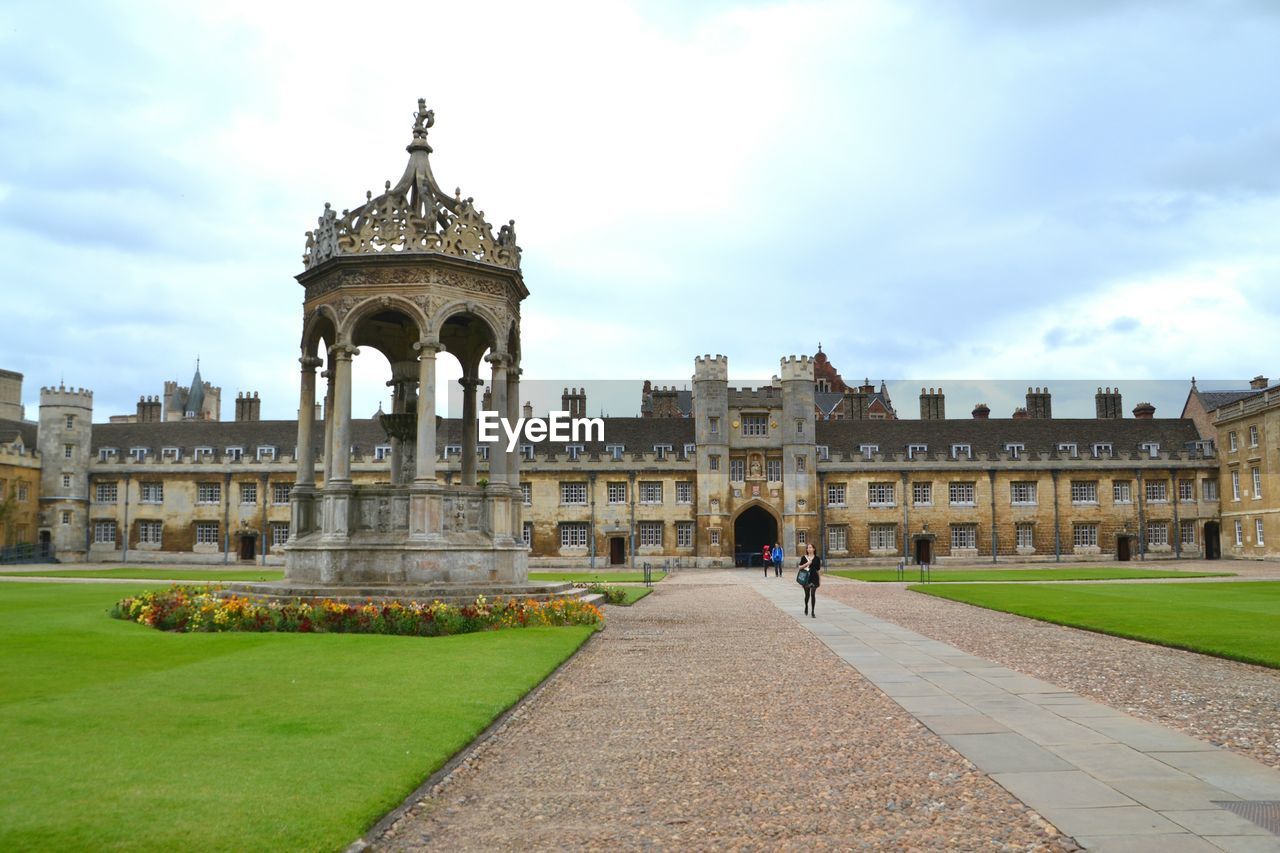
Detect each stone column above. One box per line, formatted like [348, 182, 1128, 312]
[321, 367, 336, 485]
[330, 344, 357, 483]
[295, 356, 323, 486]
[413, 339, 441, 483]
[486, 353, 509, 486]
[460, 376, 484, 486]
[506, 366, 522, 487]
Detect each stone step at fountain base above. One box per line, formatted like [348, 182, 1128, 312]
[217, 580, 601, 608]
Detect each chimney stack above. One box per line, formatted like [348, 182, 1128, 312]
[136, 395, 162, 423]
[523, 401, 533, 419]
[971, 403, 990, 420]
[1250, 375, 1270, 390]
[1026, 386, 1052, 419]
[1011, 407, 1030, 420]
[1132, 401, 1156, 419]
[235, 391, 261, 422]
[561, 387, 586, 419]
[1095, 386, 1122, 419]
[919, 387, 945, 420]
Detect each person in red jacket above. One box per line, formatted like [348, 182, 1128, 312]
[761, 544, 772, 578]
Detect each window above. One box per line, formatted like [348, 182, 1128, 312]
[795, 419, 804, 436]
[1016, 523, 1034, 550]
[240, 483, 257, 504]
[1092, 443, 1112, 459]
[710, 528, 721, 545]
[374, 445, 392, 461]
[61, 510, 71, 525]
[709, 455, 720, 471]
[1145, 480, 1168, 503]
[639, 521, 663, 547]
[826, 483, 846, 506]
[1231, 469, 1241, 501]
[639, 482, 663, 504]
[140, 482, 163, 503]
[816, 445, 830, 462]
[742, 414, 768, 436]
[949, 482, 976, 506]
[95, 482, 118, 503]
[868, 482, 895, 506]
[653, 444, 671, 460]
[65, 415, 74, 429]
[444, 445, 462, 459]
[766, 459, 781, 482]
[1005, 443, 1024, 460]
[1257, 519, 1266, 546]
[730, 459, 745, 482]
[1147, 522, 1168, 546]
[162, 447, 180, 461]
[252, 445, 276, 461]
[1113, 481, 1132, 504]
[1229, 431, 1238, 452]
[708, 417, 719, 436]
[1234, 519, 1244, 546]
[827, 525, 848, 551]
[559, 522, 588, 548]
[522, 522, 533, 546]
[62, 474, 71, 489]
[951, 524, 977, 549]
[1180, 520, 1196, 546]
[194, 446, 213, 460]
[907, 443, 927, 460]
[560, 482, 587, 505]
[1252, 467, 1263, 499]
[607, 482, 627, 504]
[1070, 480, 1098, 504]
[93, 520, 116, 544]
[869, 524, 896, 551]
[1058, 442, 1078, 458]
[1073, 523, 1098, 547]
[64, 444, 73, 459]
[565, 445, 583, 461]
[273, 483, 292, 504]
[676, 522, 694, 548]
[676, 481, 693, 504]
[520, 444, 535, 461]
[951, 444, 971, 460]
[1140, 442, 1160, 459]
[520, 482, 532, 506]
[795, 455, 806, 472]
[197, 482, 221, 504]
[859, 444, 879, 457]
[605, 444, 625, 461]
[912, 482, 932, 506]
[226, 447, 243, 462]
[97, 447, 116, 462]
[195, 522, 220, 545]
[1178, 480, 1194, 502]
[16, 482, 28, 502]
[1249, 425, 1260, 447]
[138, 521, 163, 544]
[129, 447, 149, 461]
[1011, 482, 1037, 505]
[1202, 479, 1218, 501]
[271, 523, 290, 548]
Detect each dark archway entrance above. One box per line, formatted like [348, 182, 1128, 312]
[1117, 536, 1132, 562]
[913, 537, 933, 565]
[1204, 522, 1220, 560]
[609, 537, 626, 565]
[239, 535, 256, 561]
[734, 505, 778, 568]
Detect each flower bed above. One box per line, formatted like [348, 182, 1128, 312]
[111, 585, 604, 636]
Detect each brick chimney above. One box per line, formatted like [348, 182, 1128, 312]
[919, 387, 945, 420]
[1132, 402, 1156, 419]
[971, 403, 990, 420]
[136, 395, 162, 423]
[1250, 375, 1270, 390]
[522, 401, 533, 419]
[1026, 386, 1052, 419]
[1095, 386, 1122, 419]
[561, 387, 586, 419]
[1011, 407, 1030, 420]
[234, 391, 261, 422]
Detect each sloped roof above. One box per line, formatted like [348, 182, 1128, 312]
[0, 418, 37, 450]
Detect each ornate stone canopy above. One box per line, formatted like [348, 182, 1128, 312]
[303, 99, 521, 272]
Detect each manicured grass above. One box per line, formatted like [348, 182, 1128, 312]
[0, 583, 593, 851]
[611, 586, 652, 605]
[911, 581, 1280, 668]
[530, 570, 666, 583]
[0, 567, 286, 581]
[831, 567, 1233, 583]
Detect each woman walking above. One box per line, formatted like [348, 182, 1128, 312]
[799, 543, 821, 617]
[761, 543, 772, 578]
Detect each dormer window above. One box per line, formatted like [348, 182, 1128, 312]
[564, 445, 582, 461]
[907, 443, 927, 460]
[1140, 442, 1160, 459]
[194, 446, 213, 460]
[478, 445, 491, 461]
[520, 444, 535, 461]
[682, 443, 696, 458]
[605, 444, 625, 461]
[374, 445, 392, 461]
[1057, 442, 1078, 459]
[859, 444, 878, 457]
[1091, 443, 1112, 459]
[816, 445, 829, 462]
[257, 446, 277, 461]
[161, 447, 180, 461]
[654, 444, 672, 461]
[1004, 443, 1024, 460]
[129, 447, 149, 461]
[98, 448, 118, 462]
[444, 444, 462, 459]
[951, 444, 972, 460]
[226, 447, 244, 462]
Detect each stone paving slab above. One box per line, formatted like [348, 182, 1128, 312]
[753, 576, 1280, 852]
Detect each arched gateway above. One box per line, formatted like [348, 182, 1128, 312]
[285, 99, 529, 586]
[733, 503, 779, 567]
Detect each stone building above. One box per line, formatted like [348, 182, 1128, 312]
[1211, 376, 1279, 560]
[0, 370, 40, 551]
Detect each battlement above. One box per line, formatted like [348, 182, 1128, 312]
[693, 354, 728, 381]
[779, 355, 814, 382]
[40, 384, 94, 407]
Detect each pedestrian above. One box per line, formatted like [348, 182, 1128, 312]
[799, 542, 821, 617]
[772, 542, 784, 577]
[762, 543, 772, 578]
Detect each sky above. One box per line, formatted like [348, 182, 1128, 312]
[2, 0, 1278, 422]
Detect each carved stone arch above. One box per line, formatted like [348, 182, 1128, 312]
[336, 293, 429, 342]
[301, 304, 340, 358]
[505, 318, 521, 366]
[429, 298, 504, 346]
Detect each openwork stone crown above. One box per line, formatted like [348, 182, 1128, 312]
[303, 99, 520, 271]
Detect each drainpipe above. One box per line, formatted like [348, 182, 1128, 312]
[628, 471, 636, 569]
[121, 472, 131, 563]
[588, 472, 597, 570]
[988, 469, 998, 564]
[1136, 470, 1146, 561]
[223, 472, 232, 565]
[1171, 468, 1181, 559]
[817, 469, 827, 561]
[900, 471, 909, 563]
[1051, 469, 1061, 562]
[260, 472, 269, 566]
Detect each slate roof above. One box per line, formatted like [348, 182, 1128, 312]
[0, 418, 38, 450]
[815, 417, 1204, 458]
[1196, 390, 1258, 411]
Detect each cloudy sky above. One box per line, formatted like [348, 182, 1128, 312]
[2, 0, 1277, 422]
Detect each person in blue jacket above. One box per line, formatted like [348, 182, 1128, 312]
[772, 542, 784, 577]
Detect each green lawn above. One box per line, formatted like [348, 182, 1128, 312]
[530, 570, 666, 583]
[911, 581, 1280, 668]
[0, 583, 593, 851]
[612, 586, 652, 605]
[831, 567, 1233, 583]
[0, 567, 286, 581]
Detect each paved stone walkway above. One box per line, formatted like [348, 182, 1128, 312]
[754, 577, 1280, 852]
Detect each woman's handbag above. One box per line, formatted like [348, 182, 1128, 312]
[796, 568, 811, 586]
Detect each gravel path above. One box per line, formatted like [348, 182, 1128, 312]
[375, 573, 1074, 851]
[822, 578, 1280, 772]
